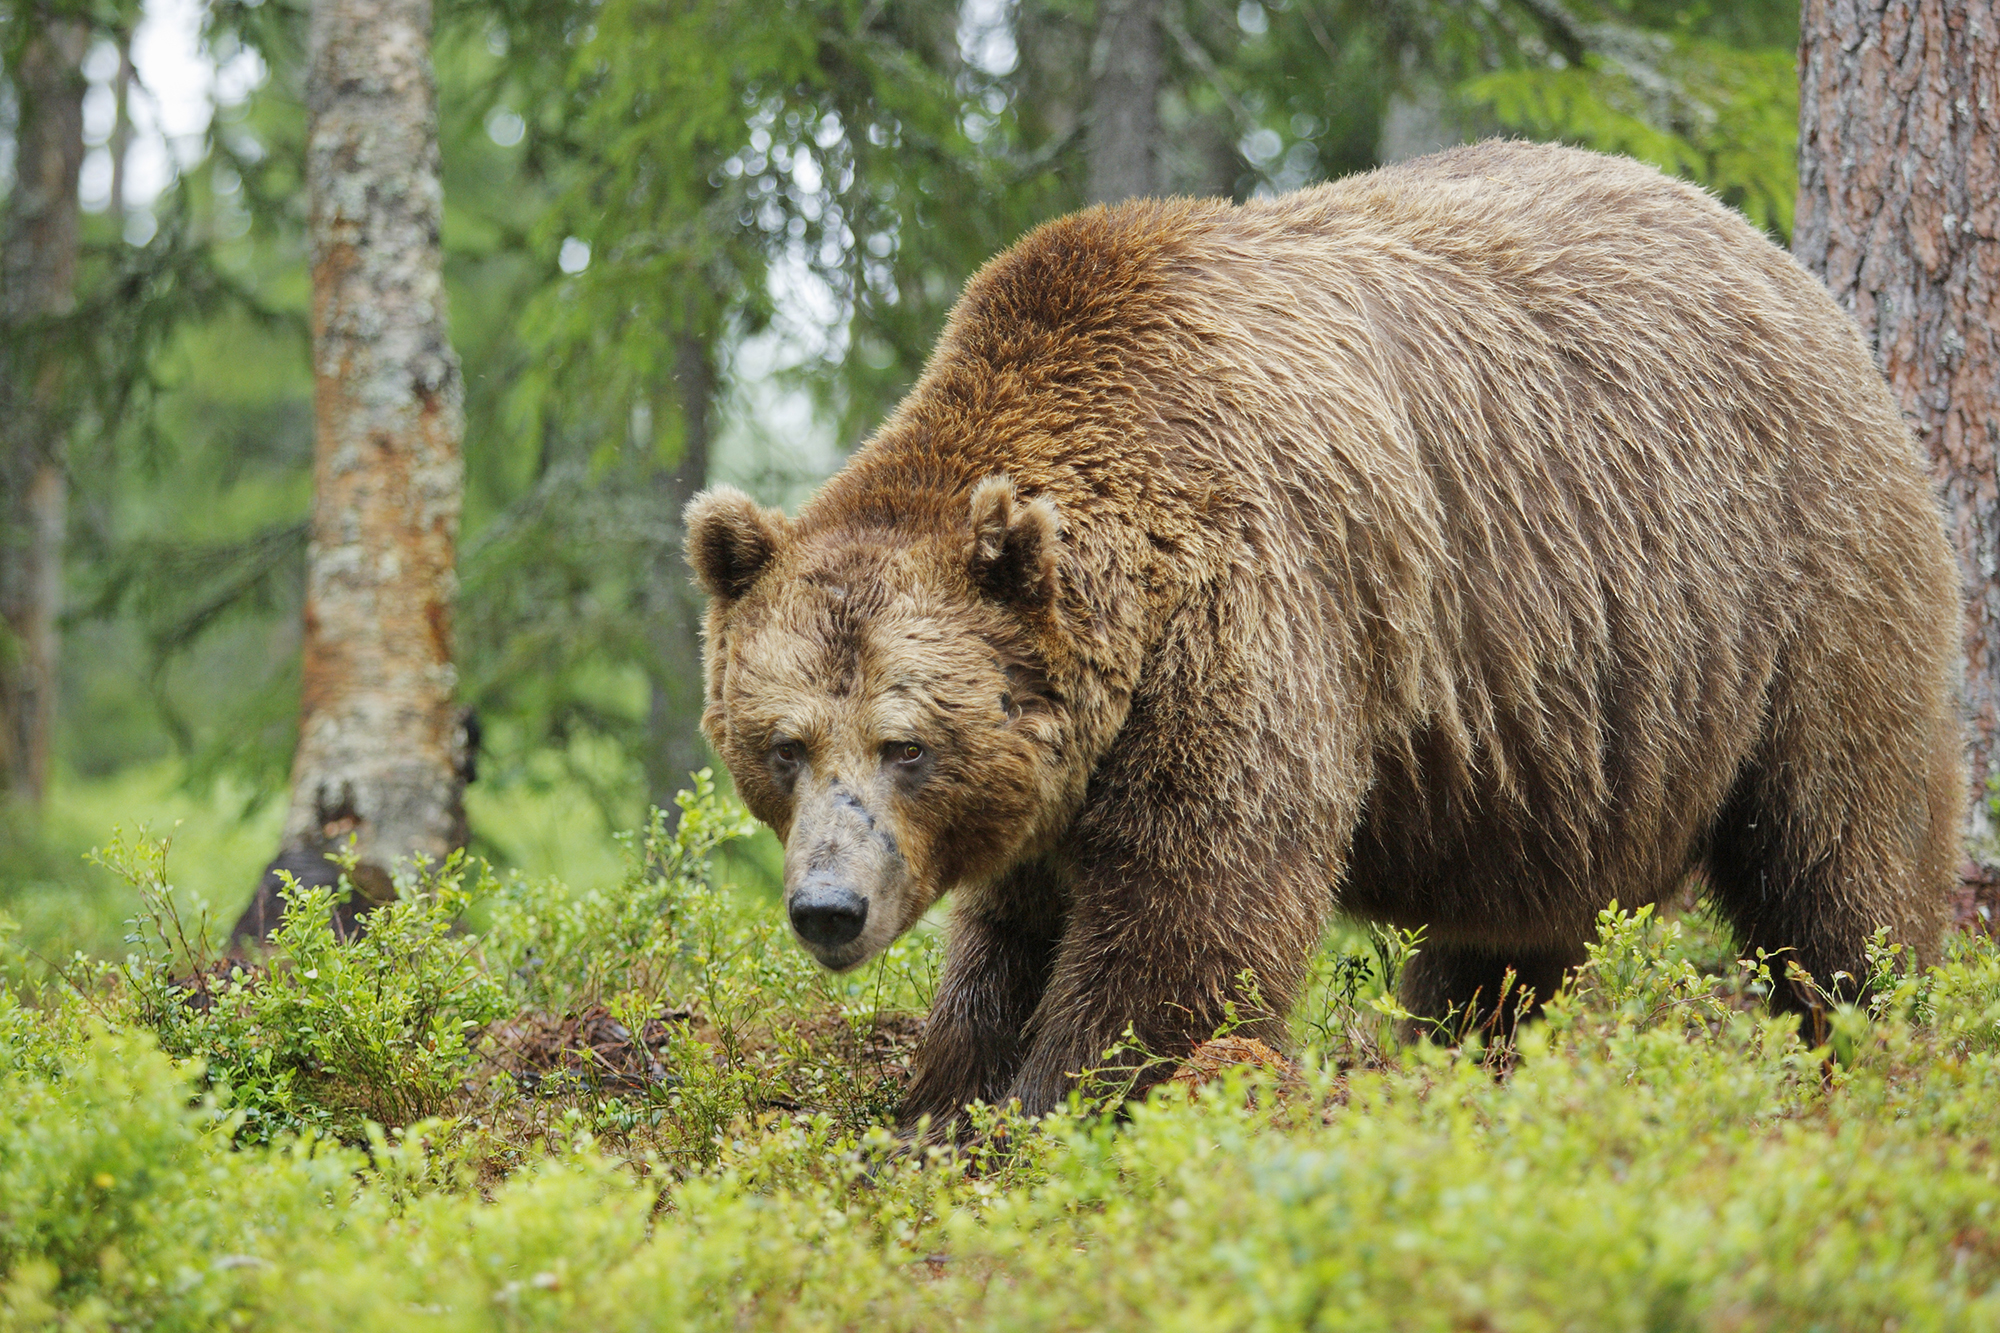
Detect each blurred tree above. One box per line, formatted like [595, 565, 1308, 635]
[1087, 0, 1165, 200]
[0, 5, 87, 816]
[1003, 0, 1797, 230]
[4, 0, 282, 837]
[1794, 0, 2000, 870]
[230, 0, 470, 939]
[1461, 0, 1800, 236]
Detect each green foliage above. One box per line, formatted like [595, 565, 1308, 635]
[67, 781, 923, 1175]
[483, 771, 761, 1014]
[0, 925, 87, 1082]
[509, 0, 994, 434]
[0, 1033, 369, 1333]
[103, 830, 508, 1143]
[1557, 900, 1750, 1028]
[5, 887, 2000, 1329]
[0, 764, 285, 963]
[469, 776, 934, 1170]
[1465, 40, 1799, 238]
[1291, 921, 1421, 1064]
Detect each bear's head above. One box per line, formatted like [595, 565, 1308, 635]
[684, 476, 1069, 970]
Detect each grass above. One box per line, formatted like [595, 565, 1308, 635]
[0, 763, 286, 962]
[3, 775, 1999, 1329]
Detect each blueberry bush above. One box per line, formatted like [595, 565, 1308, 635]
[4, 781, 1999, 1330]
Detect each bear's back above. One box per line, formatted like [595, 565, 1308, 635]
[852, 141, 1924, 572]
[1145, 140, 1948, 669]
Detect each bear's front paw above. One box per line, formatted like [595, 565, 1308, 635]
[894, 1077, 987, 1142]
[894, 1103, 967, 1146]
[999, 1067, 1071, 1122]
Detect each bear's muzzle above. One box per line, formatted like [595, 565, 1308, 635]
[788, 876, 869, 951]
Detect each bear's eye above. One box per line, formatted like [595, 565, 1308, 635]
[887, 741, 924, 766]
[772, 739, 804, 766]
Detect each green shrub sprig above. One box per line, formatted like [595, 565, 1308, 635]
[104, 829, 508, 1143]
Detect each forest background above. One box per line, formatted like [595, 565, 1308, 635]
[0, 0, 1802, 954]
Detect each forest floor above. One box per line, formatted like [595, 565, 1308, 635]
[4, 778, 2000, 1330]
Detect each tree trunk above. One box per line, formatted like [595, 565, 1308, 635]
[0, 16, 87, 815]
[1378, 66, 1463, 165]
[1794, 0, 2000, 889]
[642, 331, 714, 819]
[109, 35, 133, 233]
[234, 0, 467, 941]
[1086, 0, 1164, 204]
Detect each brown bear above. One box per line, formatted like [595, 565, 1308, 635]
[685, 140, 1963, 1133]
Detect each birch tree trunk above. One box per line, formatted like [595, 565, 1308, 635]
[235, 0, 467, 938]
[1794, 0, 2000, 896]
[1086, 0, 1164, 204]
[0, 15, 87, 815]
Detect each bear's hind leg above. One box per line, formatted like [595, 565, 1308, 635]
[1397, 942, 1580, 1040]
[1703, 726, 1955, 1017]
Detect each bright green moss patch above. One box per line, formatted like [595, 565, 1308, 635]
[5, 791, 1999, 1330]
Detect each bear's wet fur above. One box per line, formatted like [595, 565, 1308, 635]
[687, 141, 1964, 1133]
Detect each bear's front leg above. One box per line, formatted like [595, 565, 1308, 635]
[898, 869, 1065, 1138]
[1002, 850, 1329, 1118]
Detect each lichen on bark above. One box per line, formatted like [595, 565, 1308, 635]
[281, 0, 467, 882]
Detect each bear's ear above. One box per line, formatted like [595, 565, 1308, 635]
[966, 476, 1060, 609]
[685, 487, 789, 602]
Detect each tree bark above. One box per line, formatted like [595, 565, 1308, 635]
[0, 15, 88, 814]
[1795, 0, 2000, 876]
[642, 331, 714, 818]
[239, 0, 466, 936]
[1086, 0, 1164, 204]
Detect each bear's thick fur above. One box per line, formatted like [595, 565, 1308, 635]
[687, 141, 1963, 1131]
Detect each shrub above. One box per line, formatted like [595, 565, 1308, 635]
[7, 807, 2000, 1331]
[0, 1033, 368, 1332]
[104, 831, 508, 1143]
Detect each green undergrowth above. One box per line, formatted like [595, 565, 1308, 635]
[5, 785, 2000, 1330]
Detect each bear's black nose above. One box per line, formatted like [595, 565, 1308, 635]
[789, 881, 868, 949]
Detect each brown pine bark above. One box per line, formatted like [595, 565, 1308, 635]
[235, 0, 467, 940]
[1086, 0, 1164, 204]
[0, 15, 88, 815]
[1795, 0, 2000, 875]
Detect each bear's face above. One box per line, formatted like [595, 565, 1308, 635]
[686, 478, 1066, 971]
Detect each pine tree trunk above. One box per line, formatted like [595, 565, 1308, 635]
[1794, 0, 2000, 888]
[1086, 0, 1164, 204]
[0, 16, 87, 815]
[237, 0, 467, 938]
[643, 331, 714, 819]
